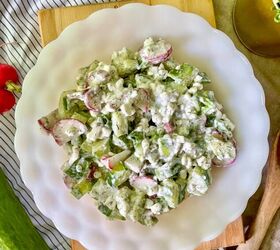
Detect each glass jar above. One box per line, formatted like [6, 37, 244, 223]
[233, 0, 280, 57]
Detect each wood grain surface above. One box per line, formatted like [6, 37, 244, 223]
[37, 1, 244, 249]
[38, 0, 216, 46]
[237, 130, 280, 250]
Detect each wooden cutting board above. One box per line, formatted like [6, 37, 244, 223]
[37, 1, 244, 249]
[38, 0, 216, 46]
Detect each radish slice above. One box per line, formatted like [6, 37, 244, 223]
[52, 119, 87, 145]
[213, 156, 236, 166]
[84, 89, 101, 111]
[212, 155, 236, 166]
[101, 150, 131, 170]
[130, 176, 158, 195]
[38, 109, 60, 134]
[86, 164, 97, 181]
[38, 118, 51, 133]
[63, 175, 75, 188]
[140, 40, 172, 65]
[164, 123, 173, 134]
[100, 156, 111, 169]
[124, 154, 143, 173]
[147, 47, 172, 65]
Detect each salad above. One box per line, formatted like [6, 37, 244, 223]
[38, 38, 236, 226]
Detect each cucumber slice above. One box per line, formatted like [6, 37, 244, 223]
[97, 204, 124, 221]
[112, 134, 132, 150]
[158, 136, 171, 158]
[108, 165, 131, 187]
[124, 154, 143, 173]
[128, 191, 146, 223]
[71, 179, 94, 199]
[52, 119, 87, 145]
[176, 177, 188, 203]
[115, 186, 132, 217]
[187, 167, 211, 196]
[111, 48, 138, 77]
[91, 138, 110, 155]
[158, 179, 179, 208]
[71, 112, 90, 124]
[155, 162, 182, 181]
[101, 150, 131, 170]
[168, 63, 199, 85]
[130, 176, 158, 196]
[112, 112, 128, 137]
[209, 138, 236, 166]
[80, 140, 93, 153]
[58, 90, 75, 118]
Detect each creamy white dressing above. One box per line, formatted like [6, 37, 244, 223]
[40, 37, 236, 227]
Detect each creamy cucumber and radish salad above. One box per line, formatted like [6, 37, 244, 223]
[38, 38, 236, 226]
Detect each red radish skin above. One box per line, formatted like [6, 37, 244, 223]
[84, 89, 101, 111]
[147, 47, 173, 65]
[212, 156, 236, 167]
[0, 89, 15, 113]
[101, 150, 131, 170]
[54, 137, 63, 146]
[0, 64, 21, 114]
[37, 110, 60, 134]
[100, 156, 113, 170]
[86, 164, 97, 181]
[37, 118, 51, 134]
[0, 64, 19, 88]
[140, 46, 172, 65]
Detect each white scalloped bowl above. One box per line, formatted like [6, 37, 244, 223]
[15, 4, 270, 250]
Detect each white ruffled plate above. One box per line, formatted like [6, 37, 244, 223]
[15, 4, 270, 250]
